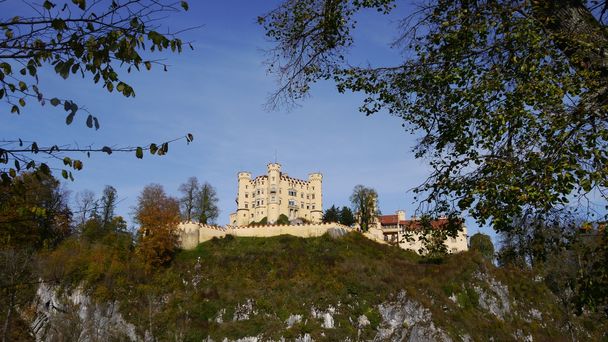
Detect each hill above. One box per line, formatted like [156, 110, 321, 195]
[31, 232, 606, 341]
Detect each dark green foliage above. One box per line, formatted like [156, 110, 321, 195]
[276, 214, 289, 225]
[470, 233, 494, 261]
[322, 205, 340, 223]
[339, 206, 355, 226]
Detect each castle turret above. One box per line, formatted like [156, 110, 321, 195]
[267, 163, 281, 223]
[308, 172, 323, 222]
[236, 171, 252, 226]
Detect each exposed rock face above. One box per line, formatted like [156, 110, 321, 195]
[285, 314, 302, 328]
[375, 291, 451, 342]
[32, 282, 137, 342]
[473, 272, 511, 320]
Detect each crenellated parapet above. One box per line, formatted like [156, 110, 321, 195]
[178, 222, 353, 249]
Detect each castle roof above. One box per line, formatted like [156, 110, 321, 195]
[379, 215, 453, 231]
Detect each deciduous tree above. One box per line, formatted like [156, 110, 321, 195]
[134, 184, 180, 269]
[194, 182, 219, 225]
[350, 185, 379, 232]
[0, 0, 194, 182]
[260, 0, 608, 231]
[178, 177, 200, 222]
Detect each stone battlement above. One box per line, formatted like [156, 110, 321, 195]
[178, 222, 353, 249]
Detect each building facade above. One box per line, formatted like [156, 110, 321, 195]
[229, 163, 323, 226]
[371, 210, 468, 253]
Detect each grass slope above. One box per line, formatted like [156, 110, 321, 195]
[43, 232, 606, 341]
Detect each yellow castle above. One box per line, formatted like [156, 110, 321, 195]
[229, 163, 323, 226]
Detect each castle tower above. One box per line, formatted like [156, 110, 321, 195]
[236, 171, 252, 226]
[396, 210, 406, 221]
[308, 172, 323, 222]
[267, 163, 281, 223]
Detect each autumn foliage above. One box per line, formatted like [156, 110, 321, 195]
[134, 184, 181, 269]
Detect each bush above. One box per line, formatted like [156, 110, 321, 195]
[276, 214, 289, 225]
[470, 233, 494, 261]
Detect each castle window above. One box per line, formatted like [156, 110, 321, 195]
[312, 205, 315, 209]
[301, 194, 303, 198]
[301, 204, 304, 208]
[312, 194, 315, 199]
[245, 204, 248, 208]
[289, 200, 296, 206]
[272, 177, 275, 181]
[307, 205, 309, 209]
[312, 186, 315, 190]
[307, 195, 310, 199]
[246, 185, 248, 189]
[288, 190, 296, 196]
[245, 193, 249, 198]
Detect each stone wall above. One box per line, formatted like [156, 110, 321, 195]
[178, 222, 353, 250]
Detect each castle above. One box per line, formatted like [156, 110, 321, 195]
[229, 163, 323, 226]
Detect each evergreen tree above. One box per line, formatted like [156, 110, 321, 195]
[322, 205, 340, 223]
[339, 206, 355, 227]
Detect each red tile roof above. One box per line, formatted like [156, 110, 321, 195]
[379, 215, 452, 231]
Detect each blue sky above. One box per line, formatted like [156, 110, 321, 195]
[1, 1, 494, 239]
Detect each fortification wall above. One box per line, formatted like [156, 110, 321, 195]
[177, 222, 353, 249]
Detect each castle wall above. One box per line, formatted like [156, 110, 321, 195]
[178, 222, 353, 249]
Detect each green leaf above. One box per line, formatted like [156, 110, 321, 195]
[66, 112, 75, 125]
[50, 98, 60, 106]
[136, 147, 143, 159]
[186, 133, 194, 142]
[61, 169, 68, 179]
[43, 1, 55, 10]
[181, 1, 189, 11]
[144, 61, 151, 70]
[86, 114, 93, 128]
[149, 143, 158, 154]
[101, 146, 112, 155]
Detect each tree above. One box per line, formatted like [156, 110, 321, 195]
[99, 185, 117, 227]
[194, 182, 219, 225]
[260, 0, 608, 231]
[339, 206, 355, 226]
[134, 184, 180, 269]
[0, 1, 194, 182]
[322, 205, 340, 223]
[178, 177, 200, 222]
[0, 172, 71, 249]
[470, 233, 495, 261]
[350, 185, 379, 232]
[74, 189, 97, 228]
[277, 214, 290, 225]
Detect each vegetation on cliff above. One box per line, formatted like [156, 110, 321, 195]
[33, 232, 607, 341]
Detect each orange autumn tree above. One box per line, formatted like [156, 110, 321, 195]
[134, 184, 180, 269]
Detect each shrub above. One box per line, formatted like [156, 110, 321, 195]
[470, 233, 494, 261]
